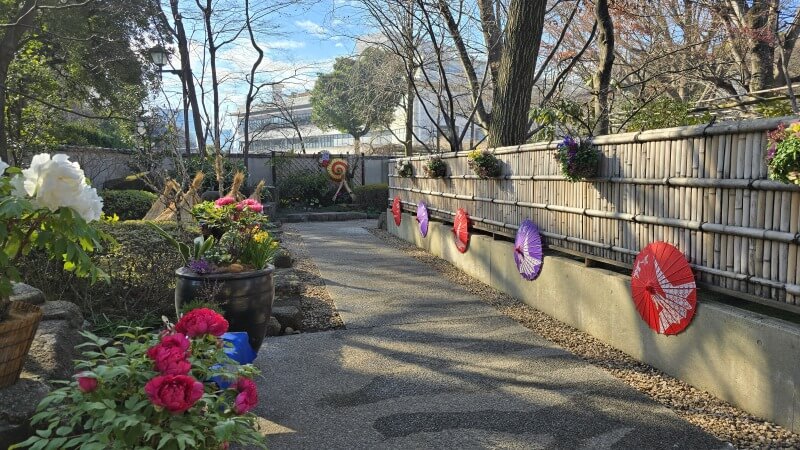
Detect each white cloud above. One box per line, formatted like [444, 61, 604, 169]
[335, 42, 344, 48]
[295, 20, 327, 37]
[265, 40, 306, 50]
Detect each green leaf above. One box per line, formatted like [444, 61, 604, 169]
[44, 437, 67, 450]
[9, 435, 43, 449]
[157, 434, 174, 450]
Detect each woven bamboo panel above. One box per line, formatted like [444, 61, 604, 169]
[389, 117, 800, 307]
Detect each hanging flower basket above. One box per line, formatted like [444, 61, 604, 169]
[396, 160, 413, 178]
[423, 156, 447, 178]
[766, 122, 800, 185]
[553, 136, 600, 182]
[467, 149, 502, 179]
[0, 301, 43, 389]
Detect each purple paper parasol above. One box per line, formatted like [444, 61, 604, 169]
[514, 219, 544, 280]
[416, 202, 429, 237]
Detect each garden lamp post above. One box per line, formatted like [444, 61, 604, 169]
[148, 45, 191, 156]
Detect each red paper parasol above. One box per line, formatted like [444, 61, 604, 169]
[631, 242, 697, 335]
[391, 197, 402, 226]
[452, 208, 470, 253]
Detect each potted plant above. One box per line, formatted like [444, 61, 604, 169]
[553, 136, 600, 182]
[396, 159, 413, 178]
[15, 308, 267, 449]
[424, 156, 447, 178]
[766, 121, 800, 184]
[191, 200, 226, 239]
[0, 154, 108, 389]
[467, 149, 502, 179]
[152, 197, 279, 352]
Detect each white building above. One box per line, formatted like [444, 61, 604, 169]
[233, 53, 488, 155]
[233, 90, 401, 155]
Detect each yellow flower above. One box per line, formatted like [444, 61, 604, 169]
[789, 122, 800, 134]
[253, 231, 270, 243]
[271, 242, 279, 249]
[467, 149, 482, 160]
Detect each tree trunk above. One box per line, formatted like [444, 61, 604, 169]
[746, 0, 777, 92]
[169, 0, 206, 157]
[242, 0, 263, 171]
[0, 0, 37, 164]
[487, 0, 546, 148]
[592, 0, 615, 136]
[197, 0, 223, 190]
[404, 0, 415, 157]
[354, 134, 361, 156]
[405, 80, 414, 156]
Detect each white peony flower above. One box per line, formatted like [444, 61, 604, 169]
[71, 185, 103, 222]
[0, 158, 7, 176]
[20, 153, 53, 197]
[33, 154, 87, 213]
[15, 153, 103, 222]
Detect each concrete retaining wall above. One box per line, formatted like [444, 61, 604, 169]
[389, 210, 800, 433]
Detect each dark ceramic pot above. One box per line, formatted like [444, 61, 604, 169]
[175, 266, 274, 352]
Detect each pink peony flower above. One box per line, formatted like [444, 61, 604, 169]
[233, 377, 258, 414]
[236, 198, 263, 213]
[175, 308, 229, 338]
[145, 374, 204, 414]
[147, 333, 192, 375]
[77, 373, 98, 393]
[214, 196, 236, 208]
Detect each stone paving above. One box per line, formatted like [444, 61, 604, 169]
[253, 221, 729, 449]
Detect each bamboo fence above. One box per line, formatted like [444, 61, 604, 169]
[388, 116, 800, 308]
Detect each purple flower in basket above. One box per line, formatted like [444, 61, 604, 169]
[187, 258, 213, 274]
[766, 144, 777, 163]
[561, 136, 578, 150]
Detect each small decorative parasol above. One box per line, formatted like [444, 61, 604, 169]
[514, 219, 543, 280]
[452, 208, 470, 253]
[631, 242, 697, 335]
[391, 196, 402, 226]
[416, 202, 429, 237]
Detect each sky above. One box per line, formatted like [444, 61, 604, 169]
[155, 0, 369, 134]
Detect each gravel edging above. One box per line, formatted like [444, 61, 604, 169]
[279, 227, 344, 332]
[369, 227, 800, 450]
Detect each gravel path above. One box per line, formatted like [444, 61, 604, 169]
[279, 226, 344, 332]
[369, 228, 800, 450]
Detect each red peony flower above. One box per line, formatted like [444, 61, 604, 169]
[145, 374, 204, 414]
[147, 333, 192, 375]
[77, 373, 98, 393]
[233, 377, 258, 414]
[214, 196, 236, 208]
[235, 199, 263, 213]
[175, 308, 229, 338]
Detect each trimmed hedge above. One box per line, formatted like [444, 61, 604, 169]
[278, 172, 332, 208]
[18, 221, 196, 326]
[352, 183, 389, 212]
[101, 190, 158, 220]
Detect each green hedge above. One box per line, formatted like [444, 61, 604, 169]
[353, 183, 389, 212]
[18, 221, 195, 327]
[101, 190, 157, 220]
[277, 172, 332, 208]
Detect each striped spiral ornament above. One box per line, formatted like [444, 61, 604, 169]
[327, 158, 349, 182]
